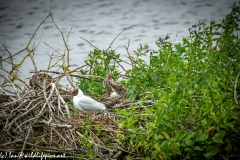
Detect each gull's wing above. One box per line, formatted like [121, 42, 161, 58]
[78, 95, 106, 111]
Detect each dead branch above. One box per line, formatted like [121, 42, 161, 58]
[107, 24, 136, 51]
[30, 70, 104, 80]
[79, 36, 100, 51]
[234, 70, 240, 106]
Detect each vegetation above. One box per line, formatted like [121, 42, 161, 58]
[0, 1, 239, 160]
[78, 2, 240, 159]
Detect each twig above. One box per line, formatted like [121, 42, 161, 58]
[52, 83, 70, 118]
[112, 100, 153, 108]
[10, 98, 33, 113]
[27, 13, 53, 49]
[2, 44, 13, 68]
[0, 55, 2, 68]
[219, 154, 228, 160]
[43, 79, 54, 122]
[30, 53, 37, 72]
[76, 131, 112, 152]
[0, 75, 22, 99]
[38, 83, 56, 117]
[0, 13, 53, 93]
[9, 81, 21, 99]
[47, 55, 63, 71]
[124, 39, 134, 67]
[50, 14, 70, 70]
[1, 45, 13, 67]
[67, 27, 73, 43]
[25, 96, 43, 109]
[79, 36, 100, 51]
[11, 100, 44, 131]
[67, 75, 75, 88]
[3, 13, 53, 62]
[234, 70, 240, 106]
[44, 42, 62, 55]
[53, 76, 65, 117]
[21, 125, 32, 152]
[102, 51, 131, 72]
[227, 39, 240, 55]
[114, 45, 121, 52]
[39, 120, 73, 128]
[0, 139, 23, 147]
[52, 127, 71, 147]
[30, 70, 104, 80]
[112, 151, 123, 159]
[107, 24, 136, 51]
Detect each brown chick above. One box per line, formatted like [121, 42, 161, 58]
[103, 74, 127, 97]
[110, 83, 127, 97]
[103, 74, 115, 96]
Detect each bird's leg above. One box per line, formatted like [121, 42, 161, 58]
[103, 110, 111, 117]
[87, 113, 95, 124]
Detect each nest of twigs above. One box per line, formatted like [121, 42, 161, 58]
[0, 72, 133, 159]
[0, 10, 147, 159]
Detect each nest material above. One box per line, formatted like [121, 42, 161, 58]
[0, 72, 143, 159]
[0, 11, 144, 158]
[0, 65, 153, 159]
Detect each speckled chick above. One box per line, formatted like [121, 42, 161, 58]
[103, 74, 115, 96]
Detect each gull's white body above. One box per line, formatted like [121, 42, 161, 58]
[72, 89, 106, 113]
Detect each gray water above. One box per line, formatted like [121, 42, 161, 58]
[0, 0, 236, 90]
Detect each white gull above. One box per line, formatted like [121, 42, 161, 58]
[72, 88, 106, 113]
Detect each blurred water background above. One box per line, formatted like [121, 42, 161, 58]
[0, 0, 237, 90]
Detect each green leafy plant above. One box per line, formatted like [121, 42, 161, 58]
[77, 49, 121, 96]
[77, 2, 240, 159]
[117, 2, 240, 159]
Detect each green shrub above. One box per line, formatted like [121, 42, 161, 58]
[78, 2, 240, 159]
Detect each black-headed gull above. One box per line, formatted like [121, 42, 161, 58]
[72, 88, 106, 112]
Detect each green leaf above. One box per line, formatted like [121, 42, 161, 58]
[204, 144, 221, 158]
[184, 147, 191, 152]
[160, 131, 170, 139]
[194, 146, 203, 151]
[186, 138, 194, 146]
[164, 123, 174, 129]
[203, 148, 219, 158]
[119, 122, 123, 129]
[212, 115, 220, 124]
[227, 122, 237, 132]
[201, 118, 207, 126]
[212, 130, 226, 144]
[196, 130, 209, 142]
[219, 123, 228, 130]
